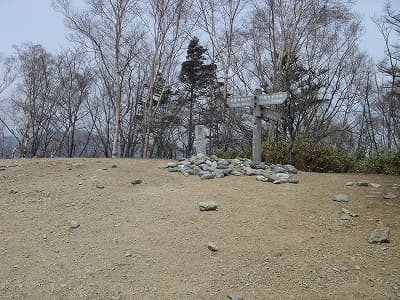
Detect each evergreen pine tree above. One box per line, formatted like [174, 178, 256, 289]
[179, 37, 216, 156]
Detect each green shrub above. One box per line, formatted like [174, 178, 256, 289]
[262, 137, 354, 172]
[215, 148, 250, 159]
[358, 148, 400, 175]
[215, 138, 400, 175]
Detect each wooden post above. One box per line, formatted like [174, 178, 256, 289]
[227, 90, 287, 162]
[252, 89, 262, 161]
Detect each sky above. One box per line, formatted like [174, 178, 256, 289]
[0, 0, 399, 61]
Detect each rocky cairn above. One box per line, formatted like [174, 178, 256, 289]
[163, 154, 298, 184]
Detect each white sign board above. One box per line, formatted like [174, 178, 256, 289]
[257, 92, 287, 106]
[227, 95, 254, 108]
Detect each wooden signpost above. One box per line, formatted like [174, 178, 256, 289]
[227, 90, 287, 161]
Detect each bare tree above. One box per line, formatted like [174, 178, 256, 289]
[374, 3, 400, 149]
[53, 48, 93, 157]
[53, 0, 141, 158]
[195, 0, 245, 149]
[139, 0, 192, 158]
[240, 0, 363, 160]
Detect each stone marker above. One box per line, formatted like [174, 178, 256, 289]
[194, 125, 207, 155]
[332, 194, 348, 202]
[207, 242, 219, 252]
[199, 201, 218, 211]
[368, 227, 390, 244]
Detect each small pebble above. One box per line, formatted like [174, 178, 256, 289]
[332, 194, 348, 202]
[339, 266, 349, 272]
[96, 183, 104, 189]
[207, 242, 219, 252]
[227, 293, 243, 300]
[131, 179, 143, 185]
[70, 221, 80, 229]
[199, 201, 218, 211]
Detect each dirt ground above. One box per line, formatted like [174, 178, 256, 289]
[0, 158, 399, 300]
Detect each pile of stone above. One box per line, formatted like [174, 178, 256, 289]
[163, 154, 299, 184]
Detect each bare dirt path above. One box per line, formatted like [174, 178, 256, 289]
[0, 158, 399, 299]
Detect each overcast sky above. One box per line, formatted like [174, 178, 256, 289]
[0, 0, 399, 61]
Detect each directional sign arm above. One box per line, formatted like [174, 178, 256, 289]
[227, 95, 255, 108]
[257, 92, 288, 106]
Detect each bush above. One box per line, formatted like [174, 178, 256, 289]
[262, 137, 354, 173]
[215, 138, 400, 175]
[215, 148, 250, 159]
[358, 149, 400, 175]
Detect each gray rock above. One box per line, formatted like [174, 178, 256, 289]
[288, 179, 299, 184]
[70, 220, 80, 229]
[231, 170, 242, 176]
[131, 179, 143, 185]
[345, 182, 354, 186]
[228, 159, 241, 165]
[213, 169, 225, 178]
[167, 162, 179, 168]
[340, 213, 352, 221]
[370, 183, 381, 188]
[193, 166, 202, 175]
[272, 165, 286, 173]
[267, 174, 281, 182]
[332, 194, 348, 202]
[383, 193, 397, 199]
[244, 167, 257, 176]
[338, 266, 349, 272]
[256, 175, 266, 181]
[217, 160, 230, 169]
[201, 173, 215, 180]
[194, 159, 206, 166]
[96, 183, 105, 189]
[223, 168, 232, 176]
[182, 167, 196, 176]
[249, 161, 266, 169]
[276, 172, 290, 180]
[71, 162, 85, 168]
[255, 169, 266, 176]
[273, 180, 282, 184]
[167, 167, 180, 172]
[207, 242, 219, 252]
[368, 227, 390, 244]
[227, 293, 243, 300]
[199, 201, 218, 211]
[284, 164, 298, 174]
[356, 182, 369, 187]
